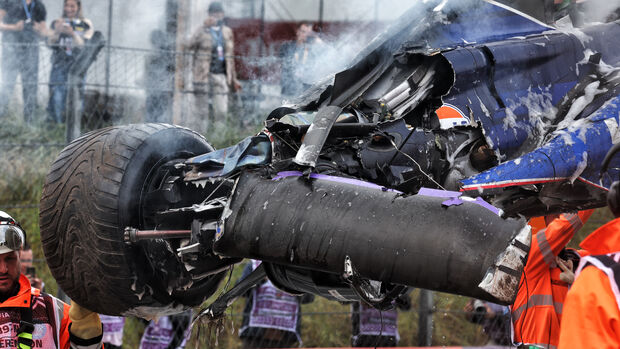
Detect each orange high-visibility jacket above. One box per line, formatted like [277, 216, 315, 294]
[559, 217, 620, 349]
[511, 210, 593, 349]
[0, 274, 103, 349]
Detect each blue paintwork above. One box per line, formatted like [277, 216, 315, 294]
[436, 1, 552, 45]
[442, 30, 589, 159]
[462, 96, 620, 190]
[438, 15, 620, 193]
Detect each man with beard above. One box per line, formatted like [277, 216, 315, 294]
[0, 211, 103, 349]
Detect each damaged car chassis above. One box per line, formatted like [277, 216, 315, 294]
[40, 0, 620, 318]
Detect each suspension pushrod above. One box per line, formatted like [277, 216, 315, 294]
[124, 228, 191, 243]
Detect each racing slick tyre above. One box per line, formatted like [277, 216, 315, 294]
[39, 123, 226, 317]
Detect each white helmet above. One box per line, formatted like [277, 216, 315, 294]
[0, 211, 25, 254]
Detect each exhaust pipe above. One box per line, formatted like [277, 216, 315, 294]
[214, 171, 530, 304]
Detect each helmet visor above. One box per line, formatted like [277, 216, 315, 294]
[0, 224, 24, 253]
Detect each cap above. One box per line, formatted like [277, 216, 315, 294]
[208, 2, 224, 14]
[0, 211, 25, 254]
[559, 247, 580, 263]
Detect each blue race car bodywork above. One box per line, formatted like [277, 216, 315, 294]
[447, 11, 620, 215]
[190, 0, 620, 217]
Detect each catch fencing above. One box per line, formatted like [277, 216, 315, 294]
[129, 295, 512, 348]
[0, 40, 284, 143]
[0, 38, 288, 225]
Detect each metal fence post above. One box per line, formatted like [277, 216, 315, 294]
[65, 32, 105, 143]
[105, 0, 113, 98]
[172, 0, 189, 125]
[418, 289, 434, 346]
[65, 74, 82, 143]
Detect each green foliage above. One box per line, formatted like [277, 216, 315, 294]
[0, 118, 64, 204]
[203, 118, 264, 149]
[0, 113, 66, 300]
[569, 208, 615, 248]
[122, 317, 147, 348]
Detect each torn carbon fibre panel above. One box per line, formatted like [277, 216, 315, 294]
[479, 224, 531, 303]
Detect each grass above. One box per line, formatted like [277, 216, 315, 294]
[0, 106, 618, 347]
[0, 110, 67, 298]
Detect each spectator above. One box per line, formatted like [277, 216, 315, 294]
[239, 260, 312, 348]
[46, 0, 94, 123]
[145, 29, 174, 123]
[0, 210, 103, 348]
[19, 242, 43, 290]
[279, 22, 323, 98]
[350, 293, 410, 348]
[463, 299, 511, 345]
[139, 310, 192, 349]
[187, 1, 241, 133]
[0, 0, 47, 123]
[100, 315, 125, 349]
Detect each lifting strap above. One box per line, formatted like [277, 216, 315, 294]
[18, 304, 34, 349]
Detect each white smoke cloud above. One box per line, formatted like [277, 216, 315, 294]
[288, 0, 620, 90]
[37, 0, 620, 114]
[45, 0, 166, 48]
[580, 0, 620, 23]
[287, 0, 460, 87]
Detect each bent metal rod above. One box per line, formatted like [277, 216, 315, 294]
[124, 227, 191, 243]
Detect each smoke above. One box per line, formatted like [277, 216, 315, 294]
[579, 0, 620, 23]
[291, 24, 381, 87]
[285, 0, 620, 97]
[36, 0, 620, 124]
[282, 0, 435, 88]
[286, 0, 488, 88]
[229, 0, 421, 109]
[45, 0, 167, 49]
[54, 0, 620, 50]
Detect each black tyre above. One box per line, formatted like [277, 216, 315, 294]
[40, 123, 225, 317]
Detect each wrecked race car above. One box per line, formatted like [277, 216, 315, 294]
[39, 0, 620, 318]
